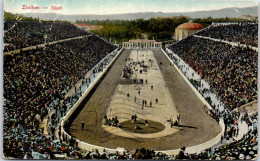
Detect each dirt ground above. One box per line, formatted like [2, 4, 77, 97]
[69, 49, 221, 151]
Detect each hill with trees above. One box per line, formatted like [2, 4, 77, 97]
[77, 16, 251, 43]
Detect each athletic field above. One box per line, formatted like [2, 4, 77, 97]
[68, 49, 221, 151]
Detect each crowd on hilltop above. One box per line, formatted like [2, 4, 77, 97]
[169, 36, 257, 110]
[4, 21, 89, 52]
[3, 34, 117, 159]
[196, 22, 258, 47]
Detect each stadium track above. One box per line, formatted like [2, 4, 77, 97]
[68, 49, 221, 151]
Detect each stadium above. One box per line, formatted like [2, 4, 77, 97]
[3, 7, 258, 160]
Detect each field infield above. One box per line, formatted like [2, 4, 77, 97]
[68, 49, 221, 151]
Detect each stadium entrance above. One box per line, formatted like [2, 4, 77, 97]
[122, 39, 162, 49]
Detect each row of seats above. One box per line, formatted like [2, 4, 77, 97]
[169, 36, 257, 110]
[4, 21, 89, 52]
[3, 32, 117, 159]
[196, 22, 258, 47]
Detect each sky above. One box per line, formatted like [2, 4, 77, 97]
[3, 0, 258, 15]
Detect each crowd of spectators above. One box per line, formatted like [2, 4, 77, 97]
[169, 36, 257, 110]
[181, 76, 257, 160]
[5, 108, 257, 160]
[196, 22, 258, 47]
[3, 20, 258, 160]
[3, 32, 117, 159]
[4, 21, 89, 52]
[159, 62, 258, 159]
[179, 112, 258, 160]
[166, 26, 258, 159]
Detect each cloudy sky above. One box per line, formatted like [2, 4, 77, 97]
[4, 0, 258, 15]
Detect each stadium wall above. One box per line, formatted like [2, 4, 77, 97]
[159, 48, 225, 155]
[60, 48, 125, 153]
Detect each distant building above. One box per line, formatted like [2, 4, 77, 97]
[175, 21, 204, 41]
[74, 23, 104, 30]
[74, 23, 90, 29]
[89, 25, 104, 30]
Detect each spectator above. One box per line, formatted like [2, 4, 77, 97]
[3, 25, 117, 159]
[4, 21, 89, 52]
[196, 22, 258, 47]
[169, 36, 257, 110]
